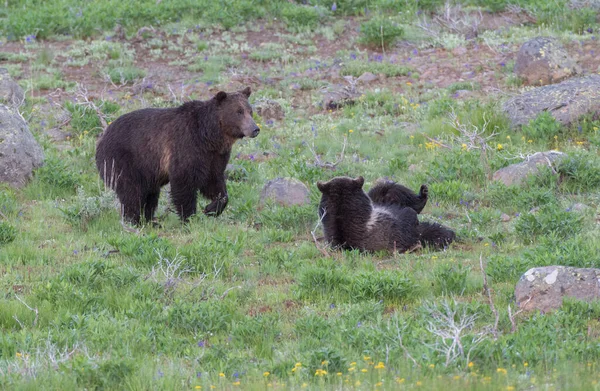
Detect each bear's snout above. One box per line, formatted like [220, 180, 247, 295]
[251, 127, 260, 138]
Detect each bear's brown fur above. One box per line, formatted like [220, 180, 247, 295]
[96, 87, 259, 224]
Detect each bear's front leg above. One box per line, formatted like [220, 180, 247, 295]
[170, 177, 198, 222]
[203, 179, 229, 217]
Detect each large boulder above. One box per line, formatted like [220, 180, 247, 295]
[492, 151, 565, 186]
[0, 104, 45, 188]
[0, 68, 25, 108]
[514, 37, 581, 86]
[503, 75, 600, 127]
[515, 266, 600, 312]
[259, 177, 310, 207]
[254, 99, 285, 121]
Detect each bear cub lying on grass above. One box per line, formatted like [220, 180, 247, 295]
[96, 87, 259, 224]
[317, 176, 455, 253]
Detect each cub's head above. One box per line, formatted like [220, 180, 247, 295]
[317, 176, 365, 196]
[214, 87, 260, 139]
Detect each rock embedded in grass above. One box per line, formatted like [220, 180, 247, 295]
[515, 266, 600, 312]
[492, 150, 565, 186]
[259, 177, 310, 207]
[503, 75, 600, 127]
[0, 68, 24, 108]
[0, 104, 45, 188]
[514, 37, 581, 86]
[254, 99, 284, 121]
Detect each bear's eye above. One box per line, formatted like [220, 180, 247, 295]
[237, 109, 244, 115]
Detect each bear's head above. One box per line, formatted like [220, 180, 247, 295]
[214, 87, 260, 139]
[317, 176, 369, 222]
[317, 176, 365, 195]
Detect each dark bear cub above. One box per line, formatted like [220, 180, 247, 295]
[96, 87, 259, 224]
[368, 180, 455, 249]
[367, 179, 428, 213]
[317, 176, 421, 253]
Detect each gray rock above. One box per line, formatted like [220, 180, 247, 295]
[0, 104, 44, 188]
[503, 75, 600, 127]
[357, 72, 378, 83]
[322, 85, 361, 110]
[225, 164, 248, 182]
[0, 68, 25, 108]
[500, 213, 511, 222]
[259, 177, 310, 207]
[514, 37, 581, 86]
[254, 99, 284, 121]
[571, 202, 590, 212]
[492, 151, 565, 186]
[515, 266, 600, 312]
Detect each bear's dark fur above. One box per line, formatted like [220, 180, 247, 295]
[367, 180, 428, 213]
[96, 87, 259, 224]
[317, 176, 421, 253]
[368, 180, 455, 249]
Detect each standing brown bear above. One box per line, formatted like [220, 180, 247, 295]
[96, 87, 259, 224]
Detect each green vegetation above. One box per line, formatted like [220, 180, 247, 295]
[1, 0, 600, 389]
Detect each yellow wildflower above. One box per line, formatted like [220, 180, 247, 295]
[506, 387, 515, 391]
[453, 375, 461, 380]
[350, 362, 357, 366]
[468, 362, 474, 368]
[355, 381, 361, 386]
[219, 373, 225, 378]
[363, 356, 371, 361]
[348, 129, 353, 133]
[396, 377, 405, 383]
[195, 386, 202, 390]
[428, 364, 435, 369]
[524, 362, 528, 367]
[374, 362, 385, 369]
[376, 382, 383, 387]
[361, 368, 368, 373]
[497, 368, 507, 375]
[497, 143, 503, 150]
[295, 362, 302, 368]
[416, 381, 422, 386]
[406, 82, 412, 86]
[321, 360, 329, 366]
[348, 367, 356, 372]
[337, 372, 342, 376]
[233, 381, 240, 386]
[264, 372, 270, 377]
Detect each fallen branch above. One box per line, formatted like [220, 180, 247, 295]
[14, 294, 39, 328]
[220, 286, 242, 300]
[422, 134, 452, 149]
[311, 208, 330, 257]
[508, 296, 531, 333]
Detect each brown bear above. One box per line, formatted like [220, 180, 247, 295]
[367, 179, 428, 214]
[95, 87, 259, 224]
[367, 180, 455, 249]
[317, 176, 421, 253]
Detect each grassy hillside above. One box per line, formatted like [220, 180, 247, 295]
[1, 0, 600, 389]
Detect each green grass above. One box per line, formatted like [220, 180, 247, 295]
[2, 0, 600, 390]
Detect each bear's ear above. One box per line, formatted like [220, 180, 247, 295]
[215, 91, 227, 103]
[317, 180, 328, 193]
[240, 86, 251, 98]
[354, 176, 365, 188]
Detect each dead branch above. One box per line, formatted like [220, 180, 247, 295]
[508, 296, 532, 333]
[311, 208, 330, 257]
[220, 286, 242, 300]
[14, 295, 39, 328]
[74, 83, 109, 129]
[422, 134, 452, 149]
[307, 135, 347, 169]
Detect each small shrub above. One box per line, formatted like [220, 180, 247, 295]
[281, 4, 325, 31]
[59, 187, 117, 230]
[340, 60, 413, 77]
[107, 66, 146, 84]
[433, 263, 470, 295]
[556, 151, 600, 193]
[358, 17, 404, 49]
[0, 222, 17, 246]
[515, 204, 584, 244]
[522, 111, 562, 143]
[34, 155, 79, 192]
